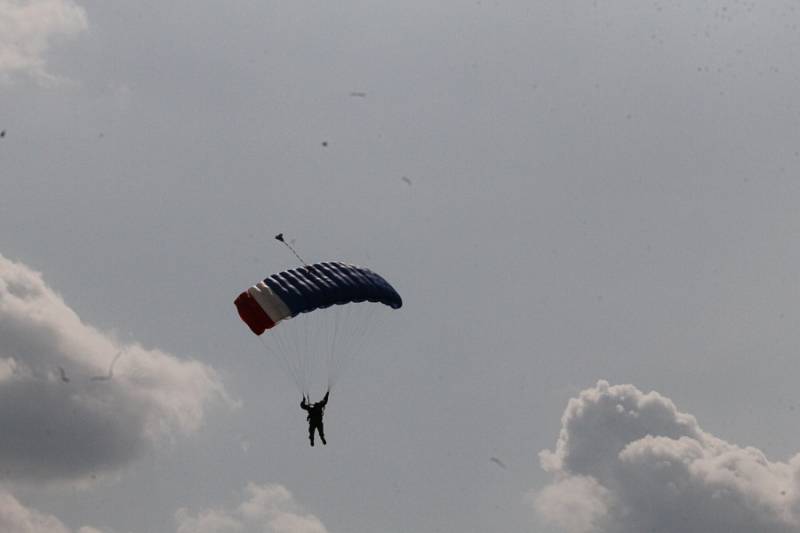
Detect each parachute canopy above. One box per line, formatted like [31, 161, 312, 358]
[235, 262, 402, 335]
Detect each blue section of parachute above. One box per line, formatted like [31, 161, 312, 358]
[262, 262, 402, 317]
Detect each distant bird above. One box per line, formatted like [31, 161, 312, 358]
[91, 351, 124, 381]
[321, 141, 328, 147]
[490, 457, 507, 469]
[58, 366, 70, 383]
[401, 176, 412, 186]
[0, 130, 5, 138]
[349, 91, 367, 98]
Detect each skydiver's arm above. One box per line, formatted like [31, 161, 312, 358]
[301, 397, 309, 410]
[319, 390, 329, 407]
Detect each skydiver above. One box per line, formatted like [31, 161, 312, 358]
[300, 391, 329, 446]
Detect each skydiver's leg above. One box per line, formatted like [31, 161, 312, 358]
[308, 424, 315, 446]
[318, 423, 326, 445]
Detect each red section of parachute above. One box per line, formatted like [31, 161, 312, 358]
[234, 291, 275, 335]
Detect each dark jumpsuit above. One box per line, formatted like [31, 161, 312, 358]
[301, 391, 329, 446]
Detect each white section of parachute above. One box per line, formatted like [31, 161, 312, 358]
[248, 282, 292, 324]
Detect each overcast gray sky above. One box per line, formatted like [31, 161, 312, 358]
[2, 1, 800, 532]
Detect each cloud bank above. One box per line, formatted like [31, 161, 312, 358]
[0, 253, 231, 482]
[175, 483, 328, 533]
[0, 0, 88, 83]
[0, 488, 70, 533]
[0, 488, 103, 533]
[534, 380, 800, 533]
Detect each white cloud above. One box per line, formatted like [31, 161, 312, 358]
[532, 476, 610, 533]
[0, 253, 233, 482]
[0, 488, 80, 533]
[0, 0, 88, 83]
[533, 380, 800, 533]
[175, 508, 243, 533]
[0, 357, 17, 382]
[175, 483, 328, 533]
[0, 488, 105, 533]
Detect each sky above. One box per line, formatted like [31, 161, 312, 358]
[2, 0, 800, 532]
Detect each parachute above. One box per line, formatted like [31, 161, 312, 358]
[235, 262, 402, 395]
